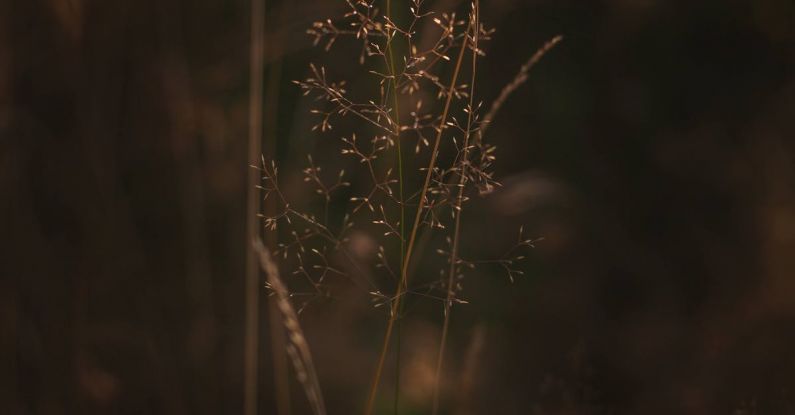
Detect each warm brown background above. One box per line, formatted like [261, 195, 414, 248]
[3, 0, 794, 414]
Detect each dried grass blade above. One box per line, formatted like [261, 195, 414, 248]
[254, 239, 327, 415]
[478, 35, 563, 142]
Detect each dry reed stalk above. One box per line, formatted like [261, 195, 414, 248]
[255, 239, 327, 415]
[364, 10, 472, 415]
[267, 257, 292, 415]
[244, 0, 265, 414]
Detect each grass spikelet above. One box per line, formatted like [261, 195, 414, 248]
[478, 34, 563, 142]
[254, 239, 327, 415]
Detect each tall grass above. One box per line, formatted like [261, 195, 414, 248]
[252, 0, 561, 412]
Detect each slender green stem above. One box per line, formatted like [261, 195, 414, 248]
[384, 1, 405, 413]
[365, 16, 470, 415]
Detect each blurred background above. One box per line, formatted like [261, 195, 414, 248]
[3, 0, 794, 413]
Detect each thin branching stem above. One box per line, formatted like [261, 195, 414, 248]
[258, 4, 554, 414]
[401, 35, 562, 287]
[432, 2, 479, 413]
[365, 11, 471, 415]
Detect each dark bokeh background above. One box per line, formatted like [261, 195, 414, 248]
[3, 0, 794, 414]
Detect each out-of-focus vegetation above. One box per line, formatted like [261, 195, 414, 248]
[3, 0, 794, 414]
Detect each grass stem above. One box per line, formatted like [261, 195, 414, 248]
[431, 2, 479, 413]
[384, 1, 406, 413]
[365, 12, 471, 415]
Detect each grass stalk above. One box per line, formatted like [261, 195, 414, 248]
[478, 35, 563, 142]
[384, 1, 406, 413]
[431, 2, 479, 412]
[403, 34, 563, 285]
[255, 240, 327, 415]
[364, 14, 471, 415]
